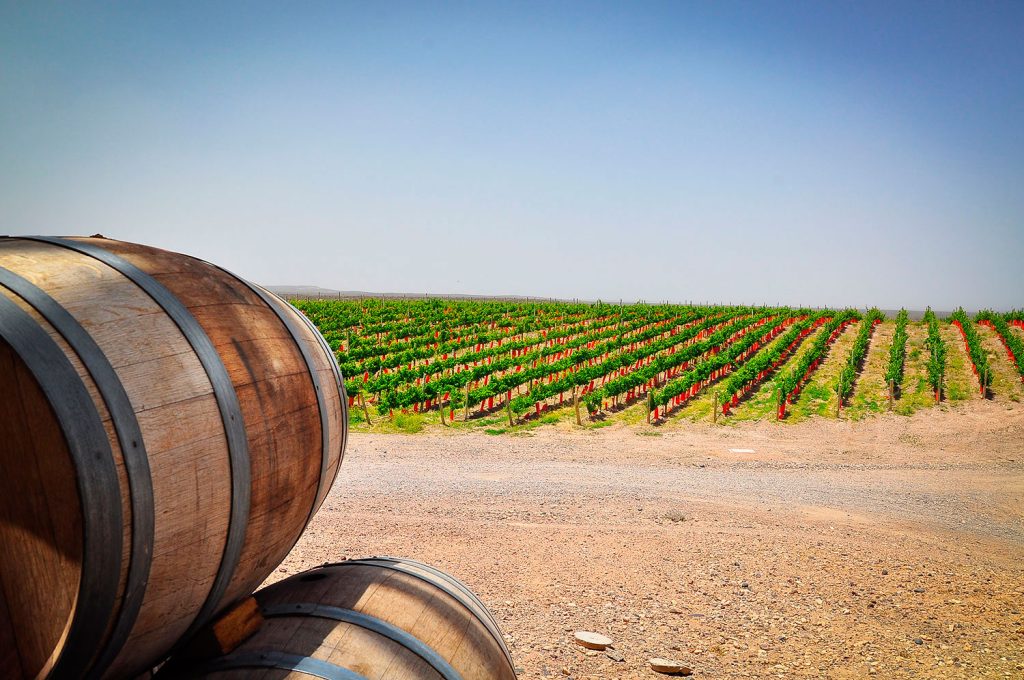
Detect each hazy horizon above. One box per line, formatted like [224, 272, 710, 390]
[264, 285, 1012, 317]
[2, 2, 1022, 311]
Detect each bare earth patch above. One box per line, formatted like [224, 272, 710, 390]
[276, 401, 1024, 679]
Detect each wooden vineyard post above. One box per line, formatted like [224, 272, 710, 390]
[464, 382, 470, 422]
[889, 379, 894, 411]
[507, 399, 514, 427]
[360, 393, 373, 425]
[835, 383, 842, 418]
[574, 385, 582, 426]
[440, 401, 449, 427]
[712, 390, 718, 423]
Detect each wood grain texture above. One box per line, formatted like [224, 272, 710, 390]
[0, 236, 347, 679]
[83, 240, 331, 602]
[180, 597, 264, 661]
[170, 561, 516, 680]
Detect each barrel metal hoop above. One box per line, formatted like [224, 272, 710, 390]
[288, 300, 344, 389]
[201, 271, 333, 530]
[0, 292, 123, 676]
[262, 603, 462, 680]
[286, 298, 349, 486]
[0, 268, 154, 677]
[190, 650, 367, 680]
[371, 556, 503, 632]
[21, 236, 252, 640]
[328, 558, 513, 667]
[188, 257, 349, 520]
[363, 557, 510, 658]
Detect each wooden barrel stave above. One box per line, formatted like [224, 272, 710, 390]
[169, 559, 516, 680]
[351, 556, 512, 664]
[0, 236, 347, 678]
[93, 237, 346, 537]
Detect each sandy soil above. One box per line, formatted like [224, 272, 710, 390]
[276, 401, 1024, 679]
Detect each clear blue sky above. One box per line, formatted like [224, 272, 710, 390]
[2, 2, 1021, 310]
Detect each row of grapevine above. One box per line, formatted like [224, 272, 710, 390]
[511, 309, 749, 416]
[341, 305, 647, 374]
[975, 310, 1024, 383]
[652, 312, 811, 415]
[505, 311, 755, 419]
[772, 311, 860, 418]
[923, 308, 946, 401]
[885, 309, 909, 399]
[592, 310, 784, 417]
[304, 298, 534, 349]
[376, 309, 695, 414]
[950, 308, 991, 396]
[360, 308, 681, 402]
[464, 311, 702, 414]
[717, 313, 836, 417]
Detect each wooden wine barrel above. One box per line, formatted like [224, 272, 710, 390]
[0, 235, 348, 679]
[169, 558, 517, 680]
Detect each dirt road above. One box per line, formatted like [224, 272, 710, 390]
[278, 401, 1024, 678]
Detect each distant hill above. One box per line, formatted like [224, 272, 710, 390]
[266, 285, 349, 298]
[266, 287, 976, 319]
[265, 286, 577, 303]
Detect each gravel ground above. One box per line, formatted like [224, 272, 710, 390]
[276, 401, 1024, 679]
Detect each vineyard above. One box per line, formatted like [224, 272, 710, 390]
[293, 299, 1024, 432]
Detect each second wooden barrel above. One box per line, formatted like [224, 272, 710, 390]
[172, 558, 517, 679]
[0, 236, 348, 678]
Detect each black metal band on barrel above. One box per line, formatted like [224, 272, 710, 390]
[204, 271, 333, 530]
[190, 651, 368, 680]
[0, 292, 123, 676]
[261, 603, 462, 680]
[338, 558, 514, 667]
[287, 298, 350, 482]
[22, 236, 252, 642]
[292, 301, 345, 390]
[0, 268, 154, 677]
[288, 294, 352, 454]
[286, 298, 344, 389]
[289, 299, 348, 437]
[377, 556, 503, 630]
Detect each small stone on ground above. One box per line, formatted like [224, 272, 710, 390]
[649, 657, 693, 675]
[573, 630, 613, 650]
